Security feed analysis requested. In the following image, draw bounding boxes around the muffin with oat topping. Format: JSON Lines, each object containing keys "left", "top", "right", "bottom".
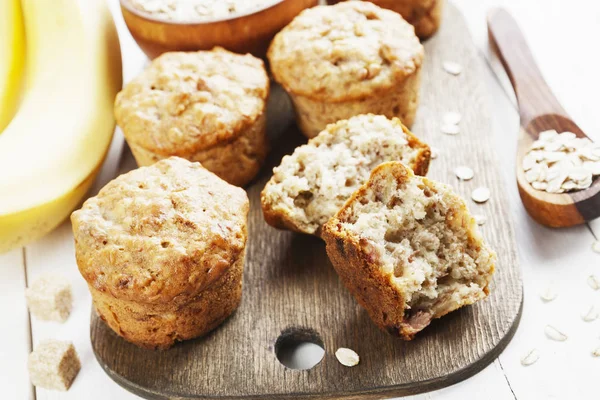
{"left": 71, "top": 157, "right": 249, "bottom": 349}
{"left": 327, "top": 0, "right": 444, "bottom": 39}
{"left": 268, "top": 1, "right": 424, "bottom": 138}
{"left": 114, "top": 47, "right": 269, "bottom": 187}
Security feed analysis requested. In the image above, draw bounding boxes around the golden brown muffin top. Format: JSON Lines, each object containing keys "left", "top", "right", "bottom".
{"left": 114, "top": 47, "right": 269, "bottom": 155}
{"left": 71, "top": 157, "right": 249, "bottom": 304}
{"left": 268, "top": 2, "right": 424, "bottom": 101}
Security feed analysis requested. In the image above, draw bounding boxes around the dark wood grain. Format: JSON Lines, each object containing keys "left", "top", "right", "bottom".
{"left": 120, "top": 0, "right": 318, "bottom": 59}
{"left": 488, "top": 8, "right": 600, "bottom": 227}
{"left": 92, "top": 4, "right": 523, "bottom": 399}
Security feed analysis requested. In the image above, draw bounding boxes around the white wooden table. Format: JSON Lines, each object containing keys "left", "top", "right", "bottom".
{"left": 2, "top": 0, "right": 599, "bottom": 399}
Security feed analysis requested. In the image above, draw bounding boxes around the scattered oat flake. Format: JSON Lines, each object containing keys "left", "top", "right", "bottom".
{"left": 443, "top": 111, "right": 461, "bottom": 125}
{"left": 443, "top": 61, "right": 462, "bottom": 75}
{"left": 539, "top": 286, "right": 558, "bottom": 302}
{"left": 335, "top": 348, "right": 360, "bottom": 367}
{"left": 544, "top": 325, "right": 567, "bottom": 341}
{"left": 441, "top": 124, "right": 460, "bottom": 135}
{"left": 454, "top": 166, "right": 474, "bottom": 181}
{"left": 593, "top": 347, "right": 600, "bottom": 357}
{"left": 471, "top": 187, "right": 490, "bottom": 203}
{"left": 430, "top": 147, "right": 439, "bottom": 159}
{"left": 588, "top": 275, "right": 600, "bottom": 291}
{"left": 593, "top": 241, "right": 600, "bottom": 254}
{"left": 582, "top": 306, "right": 599, "bottom": 322}
{"left": 474, "top": 214, "right": 487, "bottom": 226}
{"left": 520, "top": 349, "right": 540, "bottom": 366}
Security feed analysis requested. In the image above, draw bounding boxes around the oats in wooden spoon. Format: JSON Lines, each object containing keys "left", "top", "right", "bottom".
{"left": 523, "top": 130, "right": 600, "bottom": 193}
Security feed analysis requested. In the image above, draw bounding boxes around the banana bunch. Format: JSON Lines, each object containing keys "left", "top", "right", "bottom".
{"left": 0, "top": 0, "right": 25, "bottom": 132}
{"left": 0, "top": 0, "right": 123, "bottom": 253}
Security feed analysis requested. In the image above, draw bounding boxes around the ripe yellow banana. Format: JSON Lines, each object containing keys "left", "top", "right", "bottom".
{"left": 0, "top": 0, "right": 123, "bottom": 253}
{"left": 0, "top": 0, "right": 26, "bottom": 132}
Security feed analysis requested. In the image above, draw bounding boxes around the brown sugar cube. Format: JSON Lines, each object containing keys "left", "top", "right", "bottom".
{"left": 28, "top": 340, "right": 81, "bottom": 391}
{"left": 25, "top": 274, "right": 72, "bottom": 322}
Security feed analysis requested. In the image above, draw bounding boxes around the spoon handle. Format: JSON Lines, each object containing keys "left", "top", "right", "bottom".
{"left": 487, "top": 8, "right": 566, "bottom": 126}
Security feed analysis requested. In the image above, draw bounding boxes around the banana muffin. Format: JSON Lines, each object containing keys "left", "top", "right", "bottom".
{"left": 323, "top": 162, "right": 495, "bottom": 339}
{"left": 327, "top": 0, "right": 444, "bottom": 39}
{"left": 71, "top": 157, "right": 249, "bottom": 349}
{"left": 268, "top": 1, "right": 424, "bottom": 138}
{"left": 261, "top": 114, "right": 430, "bottom": 236}
{"left": 114, "top": 47, "right": 269, "bottom": 187}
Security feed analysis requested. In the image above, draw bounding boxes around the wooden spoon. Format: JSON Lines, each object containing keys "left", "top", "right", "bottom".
{"left": 488, "top": 8, "right": 600, "bottom": 228}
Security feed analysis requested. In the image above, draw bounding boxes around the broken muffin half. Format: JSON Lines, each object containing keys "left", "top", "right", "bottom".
{"left": 261, "top": 114, "right": 430, "bottom": 236}
{"left": 322, "top": 161, "right": 496, "bottom": 339}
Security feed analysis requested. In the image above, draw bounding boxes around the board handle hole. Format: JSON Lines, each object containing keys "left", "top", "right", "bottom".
{"left": 275, "top": 327, "right": 325, "bottom": 370}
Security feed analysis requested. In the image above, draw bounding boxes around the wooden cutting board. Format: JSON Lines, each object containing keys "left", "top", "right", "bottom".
{"left": 91, "top": 3, "right": 523, "bottom": 398}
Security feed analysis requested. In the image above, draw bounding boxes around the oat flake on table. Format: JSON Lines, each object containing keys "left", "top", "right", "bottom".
{"left": 587, "top": 275, "right": 600, "bottom": 291}
{"left": 544, "top": 325, "right": 567, "bottom": 341}
{"left": 441, "top": 123, "right": 460, "bottom": 135}
{"left": 471, "top": 187, "right": 490, "bottom": 203}
{"left": 582, "top": 306, "right": 599, "bottom": 322}
{"left": 335, "top": 348, "right": 360, "bottom": 367}
{"left": 454, "top": 166, "right": 474, "bottom": 181}
{"left": 473, "top": 214, "right": 487, "bottom": 226}
{"left": 442, "top": 61, "right": 462, "bottom": 76}
{"left": 520, "top": 349, "right": 540, "bottom": 366}
{"left": 443, "top": 111, "right": 462, "bottom": 125}
{"left": 539, "top": 286, "right": 558, "bottom": 302}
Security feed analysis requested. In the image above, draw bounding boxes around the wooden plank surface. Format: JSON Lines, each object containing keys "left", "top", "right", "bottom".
{"left": 0, "top": 249, "right": 34, "bottom": 400}
{"left": 91, "top": 4, "right": 523, "bottom": 398}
